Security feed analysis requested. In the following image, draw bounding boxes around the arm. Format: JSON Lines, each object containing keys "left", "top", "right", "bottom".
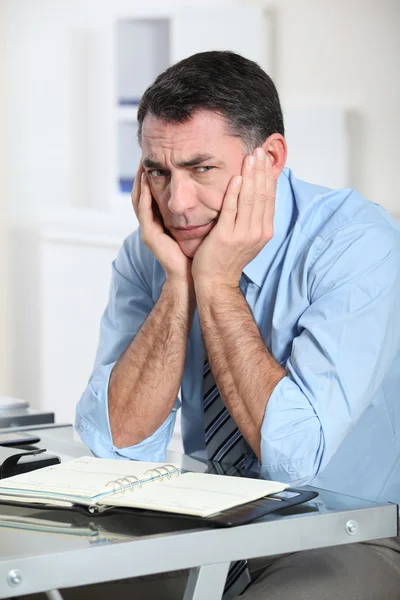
{"left": 257, "top": 223, "right": 400, "bottom": 484}
{"left": 193, "top": 145, "right": 284, "bottom": 458}
{"left": 193, "top": 140, "right": 400, "bottom": 482}
{"left": 77, "top": 169, "right": 194, "bottom": 457}
{"left": 197, "top": 222, "right": 400, "bottom": 481}
{"left": 75, "top": 233, "right": 186, "bottom": 459}
{"left": 195, "top": 282, "right": 284, "bottom": 459}
{"left": 109, "top": 278, "right": 195, "bottom": 448}
{"left": 109, "top": 170, "right": 194, "bottom": 447}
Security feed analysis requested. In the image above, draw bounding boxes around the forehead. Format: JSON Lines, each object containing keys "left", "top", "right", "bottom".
{"left": 141, "top": 110, "right": 244, "bottom": 159}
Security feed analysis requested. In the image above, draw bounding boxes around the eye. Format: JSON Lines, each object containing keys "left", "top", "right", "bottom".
{"left": 147, "top": 169, "right": 168, "bottom": 179}
{"left": 195, "top": 166, "right": 215, "bottom": 173}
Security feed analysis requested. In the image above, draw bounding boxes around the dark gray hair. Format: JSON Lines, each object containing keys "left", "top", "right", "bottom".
{"left": 137, "top": 50, "right": 284, "bottom": 152}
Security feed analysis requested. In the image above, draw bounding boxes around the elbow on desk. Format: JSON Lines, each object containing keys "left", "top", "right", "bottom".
{"left": 259, "top": 422, "right": 324, "bottom": 486}
{"left": 109, "top": 422, "right": 142, "bottom": 449}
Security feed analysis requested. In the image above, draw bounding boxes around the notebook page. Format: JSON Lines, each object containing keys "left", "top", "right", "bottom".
{"left": 98, "top": 472, "right": 289, "bottom": 517}
{"left": 0, "top": 456, "right": 180, "bottom": 502}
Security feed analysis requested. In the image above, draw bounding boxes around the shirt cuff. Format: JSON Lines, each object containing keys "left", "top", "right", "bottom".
{"left": 75, "top": 362, "right": 177, "bottom": 462}
{"left": 259, "top": 376, "right": 323, "bottom": 485}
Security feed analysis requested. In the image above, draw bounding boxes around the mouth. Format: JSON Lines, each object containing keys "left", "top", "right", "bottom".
{"left": 170, "top": 221, "right": 214, "bottom": 240}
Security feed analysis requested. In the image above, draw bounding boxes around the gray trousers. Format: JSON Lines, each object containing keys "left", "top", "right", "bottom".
{"left": 20, "top": 529, "right": 400, "bottom": 600}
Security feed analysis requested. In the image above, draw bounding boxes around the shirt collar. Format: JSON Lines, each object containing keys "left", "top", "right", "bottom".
{"left": 242, "top": 168, "right": 294, "bottom": 288}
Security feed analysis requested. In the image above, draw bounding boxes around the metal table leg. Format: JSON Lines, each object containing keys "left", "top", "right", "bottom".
{"left": 45, "top": 592, "right": 64, "bottom": 600}
{"left": 183, "top": 563, "right": 230, "bottom": 600}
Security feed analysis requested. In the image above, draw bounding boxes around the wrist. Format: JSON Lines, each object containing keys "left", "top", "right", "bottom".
{"left": 194, "top": 278, "right": 240, "bottom": 297}
{"left": 194, "top": 280, "right": 241, "bottom": 316}
{"left": 163, "top": 277, "right": 196, "bottom": 310}
{"left": 165, "top": 261, "right": 193, "bottom": 286}
{"left": 164, "top": 275, "right": 193, "bottom": 292}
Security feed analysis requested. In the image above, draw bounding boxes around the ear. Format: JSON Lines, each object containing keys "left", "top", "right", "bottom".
{"left": 261, "top": 134, "right": 287, "bottom": 180}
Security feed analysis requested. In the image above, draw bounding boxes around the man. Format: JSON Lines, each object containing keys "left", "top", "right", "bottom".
{"left": 76, "top": 51, "right": 400, "bottom": 598}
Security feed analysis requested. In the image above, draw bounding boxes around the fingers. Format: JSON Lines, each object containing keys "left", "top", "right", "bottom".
{"left": 236, "top": 154, "right": 256, "bottom": 231}
{"left": 219, "top": 148, "right": 270, "bottom": 228}
{"left": 261, "top": 152, "right": 276, "bottom": 238}
{"left": 250, "top": 148, "right": 273, "bottom": 233}
{"left": 236, "top": 148, "right": 275, "bottom": 242}
{"left": 131, "top": 163, "right": 145, "bottom": 218}
{"left": 218, "top": 175, "right": 242, "bottom": 231}
{"left": 137, "top": 172, "right": 155, "bottom": 231}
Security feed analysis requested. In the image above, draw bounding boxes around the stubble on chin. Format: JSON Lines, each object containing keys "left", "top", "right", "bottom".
{"left": 178, "top": 237, "right": 207, "bottom": 259}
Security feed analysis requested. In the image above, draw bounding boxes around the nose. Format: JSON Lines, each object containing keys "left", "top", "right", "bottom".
{"left": 167, "top": 175, "right": 197, "bottom": 215}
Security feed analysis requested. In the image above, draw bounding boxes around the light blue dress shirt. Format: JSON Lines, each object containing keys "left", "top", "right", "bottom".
{"left": 76, "top": 168, "right": 400, "bottom": 506}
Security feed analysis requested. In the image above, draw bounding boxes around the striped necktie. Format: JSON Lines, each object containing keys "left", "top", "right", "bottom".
{"left": 203, "top": 359, "right": 252, "bottom": 597}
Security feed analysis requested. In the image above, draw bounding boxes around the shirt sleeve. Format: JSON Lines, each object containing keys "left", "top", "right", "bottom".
{"left": 260, "top": 223, "right": 400, "bottom": 485}
{"left": 75, "top": 229, "right": 180, "bottom": 461}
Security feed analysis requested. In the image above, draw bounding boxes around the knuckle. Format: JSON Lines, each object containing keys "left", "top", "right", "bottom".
{"left": 236, "top": 234, "right": 247, "bottom": 247}
{"left": 225, "top": 207, "right": 238, "bottom": 216}
{"left": 220, "top": 233, "right": 231, "bottom": 245}
{"left": 256, "top": 190, "right": 268, "bottom": 202}
{"left": 264, "top": 227, "right": 274, "bottom": 241}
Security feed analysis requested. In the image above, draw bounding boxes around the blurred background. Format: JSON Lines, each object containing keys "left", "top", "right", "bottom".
{"left": 0, "top": 0, "right": 399, "bottom": 440}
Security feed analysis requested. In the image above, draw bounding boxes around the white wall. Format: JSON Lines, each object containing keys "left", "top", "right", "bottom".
{"left": 0, "top": 3, "right": 13, "bottom": 395}
{"left": 264, "top": 0, "right": 400, "bottom": 217}
{"left": 3, "top": 0, "right": 115, "bottom": 220}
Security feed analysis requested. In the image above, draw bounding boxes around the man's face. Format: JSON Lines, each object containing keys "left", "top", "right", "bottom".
{"left": 141, "top": 110, "right": 247, "bottom": 258}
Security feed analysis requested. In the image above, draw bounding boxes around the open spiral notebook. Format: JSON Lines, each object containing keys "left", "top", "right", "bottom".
{"left": 0, "top": 456, "right": 318, "bottom": 526}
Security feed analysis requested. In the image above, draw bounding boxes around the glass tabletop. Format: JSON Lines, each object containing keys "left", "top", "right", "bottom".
{"left": 0, "top": 424, "right": 395, "bottom": 561}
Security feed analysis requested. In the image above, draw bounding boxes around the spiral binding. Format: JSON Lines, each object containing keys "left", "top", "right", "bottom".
{"left": 103, "top": 464, "right": 180, "bottom": 496}
{"left": 105, "top": 475, "right": 142, "bottom": 495}
{"left": 143, "top": 464, "right": 180, "bottom": 482}
{"left": 88, "top": 464, "right": 180, "bottom": 514}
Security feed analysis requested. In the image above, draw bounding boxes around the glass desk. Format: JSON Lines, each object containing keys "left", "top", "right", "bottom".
{"left": 0, "top": 424, "right": 397, "bottom": 600}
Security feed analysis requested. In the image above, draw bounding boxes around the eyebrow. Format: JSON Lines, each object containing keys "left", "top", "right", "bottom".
{"left": 142, "top": 154, "right": 218, "bottom": 169}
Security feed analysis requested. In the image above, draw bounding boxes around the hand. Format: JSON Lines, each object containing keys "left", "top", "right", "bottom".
{"left": 131, "top": 164, "right": 192, "bottom": 285}
{"left": 191, "top": 147, "right": 276, "bottom": 288}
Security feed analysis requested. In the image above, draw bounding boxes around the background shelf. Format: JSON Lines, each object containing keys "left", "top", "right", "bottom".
{"left": 116, "top": 19, "right": 170, "bottom": 104}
